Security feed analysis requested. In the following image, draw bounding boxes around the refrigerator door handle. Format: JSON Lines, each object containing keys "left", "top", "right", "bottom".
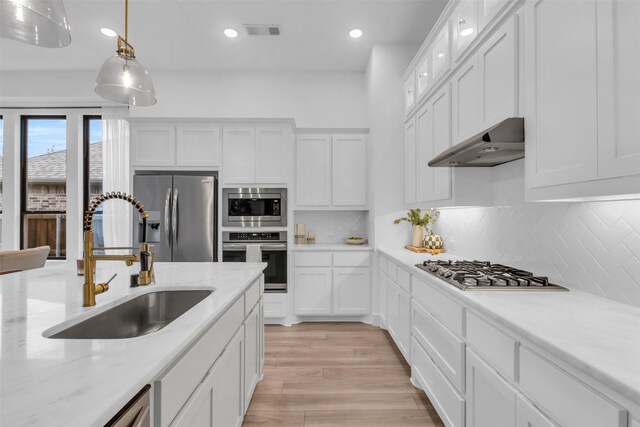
{"left": 172, "top": 188, "right": 179, "bottom": 248}
{"left": 164, "top": 188, "right": 172, "bottom": 247}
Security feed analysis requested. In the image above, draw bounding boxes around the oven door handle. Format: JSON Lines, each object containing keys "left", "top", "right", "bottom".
{"left": 260, "top": 244, "right": 287, "bottom": 251}
{"left": 222, "top": 243, "right": 248, "bottom": 251}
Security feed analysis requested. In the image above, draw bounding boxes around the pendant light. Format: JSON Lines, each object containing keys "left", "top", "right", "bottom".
{"left": 94, "top": 0, "right": 156, "bottom": 106}
{"left": 0, "top": 0, "right": 71, "bottom": 48}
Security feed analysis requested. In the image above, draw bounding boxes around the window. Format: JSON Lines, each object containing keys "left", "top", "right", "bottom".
{"left": 84, "top": 116, "right": 104, "bottom": 250}
{"left": 21, "top": 116, "right": 67, "bottom": 259}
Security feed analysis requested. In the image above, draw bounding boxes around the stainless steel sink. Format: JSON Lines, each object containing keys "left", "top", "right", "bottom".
{"left": 48, "top": 290, "right": 213, "bottom": 339}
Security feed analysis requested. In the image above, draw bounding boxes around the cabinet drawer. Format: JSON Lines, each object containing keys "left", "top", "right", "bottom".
{"left": 263, "top": 293, "right": 288, "bottom": 318}
{"left": 466, "top": 310, "right": 518, "bottom": 380}
{"left": 412, "top": 300, "right": 465, "bottom": 393}
{"left": 379, "top": 254, "right": 388, "bottom": 274}
{"left": 333, "top": 252, "right": 371, "bottom": 267}
{"left": 396, "top": 267, "right": 411, "bottom": 293}
{"left": 387, "top": 260, "right": 398, "bottom": 282}
{"left": 519, "top": 347, "right": 626, "bottom": 427}
{"left": 294, "top": 252, "right": 332, "bottom": 267}
{"left": 412, "top": 338, "right": 465, "bottom": 427}
{"left": 245, "top": 279, "right": 260, "bottom": 315}
{"left": 412, "top": 276, "right": 464, "bottom": 337}
{"left": 156, "top": 297, "right": 245, "bottom": 427}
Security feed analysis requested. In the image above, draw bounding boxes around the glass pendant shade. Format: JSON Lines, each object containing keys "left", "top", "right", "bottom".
{"left": 0, "top": 0, "right": 71, "bottom": 47}
{"left": 95, "top": 53, "right": 157, "bottom": 106}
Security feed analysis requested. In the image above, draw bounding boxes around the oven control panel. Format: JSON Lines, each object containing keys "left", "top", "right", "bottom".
{"left": 225, "top": 231, "right": 287, "bottom": 242}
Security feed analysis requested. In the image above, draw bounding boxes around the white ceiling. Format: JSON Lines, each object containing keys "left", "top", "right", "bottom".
{"left": 0, "top": 0, "right": 448, "bottom": 72}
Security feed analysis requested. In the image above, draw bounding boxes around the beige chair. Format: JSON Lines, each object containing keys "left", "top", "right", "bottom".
{"left": 0, "top": 246, "right": 50, "bottom": 274}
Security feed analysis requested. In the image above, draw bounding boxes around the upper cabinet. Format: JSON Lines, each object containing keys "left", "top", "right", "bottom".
{"left": 296, "top": 134, "right": 367, "bottom": 208}
{"left": 478, "top": 0, "right": 510, "bottom": 33}
{"left": 451, "top": 0, "right": 478, "bottom": 62}
{"left": 596, "top": 0, "right": 640, "bottom": 179}
{"left": 404, "top": 75, "right": 416, "bottom": 113}
{"left": 524, "top": 0, "right": 639, "bottom": 199}
{"left": 222, "top": 124, "right": 292, "bottom": 185}
{"left": 404, "top": 118, "right": 417, "bottom": 205}
{"left": 430, "top": 23, "right": 451, "bottom": 86}
{"left": 131, "top": 122, "right": 220, "bottom": 168}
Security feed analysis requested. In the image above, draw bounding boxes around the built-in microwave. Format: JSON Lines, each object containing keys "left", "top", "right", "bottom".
{"left": 222, "top": 188, "right": 287, "bottom": 227}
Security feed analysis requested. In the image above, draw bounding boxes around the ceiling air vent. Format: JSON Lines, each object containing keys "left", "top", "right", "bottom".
{"left": 244, "top": 24, "right": 281, "bottom": 36}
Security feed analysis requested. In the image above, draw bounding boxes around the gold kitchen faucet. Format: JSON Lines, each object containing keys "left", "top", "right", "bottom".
{"left": 82, "top": 192, "right": 155, "bottom": 307}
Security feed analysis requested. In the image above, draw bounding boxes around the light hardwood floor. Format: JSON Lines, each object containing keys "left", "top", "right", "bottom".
{"left": 243, "top": 322, "right": 445, "bottom": 427}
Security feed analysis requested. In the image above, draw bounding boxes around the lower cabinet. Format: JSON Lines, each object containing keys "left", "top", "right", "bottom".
{"left": 171, "top": 328, "right": 244, "bottom": 427}
{"left": 466, "top": 348, "right": 517, "bottom": 427}
{"left": 516, "top": 394, "right": 558, "bottom": 427}
{"left": 294, "top": 268, "right": 333, "bottom": 315}
{"left": 333, "top": 267, "right": 371, "bottom": 315}
{"left": 155, "top": 279, "right": 264, "bottom": 427}
{"left": 293, "top": 251, "right": 372, "bottom": 317}
{"left": 386, "top": 279, "right": 411, "bottom": 360}
{"left": 244, "top": 303, "right": 261, "bottom": 412}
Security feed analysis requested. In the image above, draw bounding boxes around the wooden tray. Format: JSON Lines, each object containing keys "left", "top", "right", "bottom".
{"left": 405, "top": 245, "right": 445, "bottom": 255}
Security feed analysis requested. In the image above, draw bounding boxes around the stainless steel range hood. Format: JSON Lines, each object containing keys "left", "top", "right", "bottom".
{"left": 428, "top": 117, "right": 524, "bottom": 167}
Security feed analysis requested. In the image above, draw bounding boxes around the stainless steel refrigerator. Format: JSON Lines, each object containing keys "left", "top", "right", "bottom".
{"left": 133, "top": 173, "right": 217, "bottom": 262}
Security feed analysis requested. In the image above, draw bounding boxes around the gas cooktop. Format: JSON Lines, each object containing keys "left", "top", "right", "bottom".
{"left": 416, "top": 260, "right": 568, "bottom": 291}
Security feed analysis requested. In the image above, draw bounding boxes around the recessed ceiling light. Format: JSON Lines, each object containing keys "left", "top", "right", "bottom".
{"left": 100, "top": 27, "right": 117, "bottom": 37}
{"left": 224, "top": 28, "right": 239, "bottom": 38}
{"left": 349, "top": 29, "right": 363, "bottom": 39}
{"left": 437, "top": 52, "right": 444, "bottom": 58}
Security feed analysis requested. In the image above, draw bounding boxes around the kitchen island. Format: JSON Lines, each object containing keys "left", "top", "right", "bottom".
{"left": 0, "top": 261, "right": 266, "bottom": 427}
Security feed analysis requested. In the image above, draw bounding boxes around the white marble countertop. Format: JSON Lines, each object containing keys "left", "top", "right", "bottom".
{"left": 0, "top": 261, "right": 265, "bottom": 427}
{"left": 291, "top": 243, "right": 373, "bottom": 251}
{"left": 379, "top": 247, "right": 640, "bottom": 405}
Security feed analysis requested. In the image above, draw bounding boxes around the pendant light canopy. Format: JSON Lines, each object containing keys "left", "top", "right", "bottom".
{"left": 94, "top": 0, "right": 156, "bottom": 106}
{"left": 0, "top": 0, "right": 71, "bottom": 48}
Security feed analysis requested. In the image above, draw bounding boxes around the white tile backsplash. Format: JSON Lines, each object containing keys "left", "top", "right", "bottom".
{"left": 294, "top": 211, "right": 368, "bottom": 243}
{"left": 432, "top": 160, "right": 640, "bottom": 307}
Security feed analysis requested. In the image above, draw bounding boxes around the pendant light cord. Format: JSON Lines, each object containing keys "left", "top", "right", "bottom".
{"left": 125, "top": 0, "right": 129, "bottom": 44}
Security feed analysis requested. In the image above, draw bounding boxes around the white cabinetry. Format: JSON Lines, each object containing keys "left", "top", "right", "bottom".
{"left": 596, "top": 0, "right": 640, "bottom": 179}
{"left": 524, "top": 0, "right": 640, "bottom": 199}
{"left": 404, "top": 119, "right": 417, "bottom": 204}
{"left": 524, "top": 0, "right": 598, "bottom": 188}
{"left": 478, "top": 14, "right": 518, "bottom": 129}
{"left": 405, "top": 75, "right": 416, "bottom": 112}
{"left": 176, "top": 124, "right": 222, "bottom": 167}
{"left": 296, "top": 135, "right": 332, "bottom": 206}
{"left": 477, "top": 0, "right": 510, "bottom": 33}
{"left": 131, "top": 122, "right": 222, "bottom": 168}
{"left": 293, "top": 267, "right": 332, "bottom": 315}
{"left": 451, "top": 0, "right": 478, "bottom": 62}
{"left": 451, "top": 56, "right": 479, "bottom": 144}
{"left": 332, "top": 135, "right": 367, "bottom": 206}
{"left": 131, "top": 123, "right": 176, "bottom": 167}
{"left": 156, "top": 279, "right": 263, "bottom": 427}
{"left": 295, "top": 134, "right": 367, "bottom": 208}
{"left": 222, "top": 125, "right": 291, "bottom": 185}
{"left": 466, "top": 348, "right": 517, "bottom": 427}
{"left": 516, "top": 394, "right": 558, "bottom": 427}
{"left": 417, "top": 85, "right": 452, "bottom": 203}
{"left": 333, "top": 267, "right": 371, "bottom": 315}
{"left": 382, "top": 259, "right": 411, "bottom": 361}
{"left": 293, "top": 251, "right": 371, "bottom": 317}
{"left": 243, "top": 304, "right": 261, "bottom": 412}
{"left": 430, "top": 23, "right": 451, "bottom": 86}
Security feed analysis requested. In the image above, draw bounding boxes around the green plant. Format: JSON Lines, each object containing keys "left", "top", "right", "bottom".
{"left": 394, "top": 208, "right": 440, "bottom": 228}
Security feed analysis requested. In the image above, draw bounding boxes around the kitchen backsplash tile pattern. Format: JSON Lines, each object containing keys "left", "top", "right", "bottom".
{"left": 433, "top": 160, "right": 640, "bottom": 307}
{"left": 294, "top": 211, "right": 368, "bottom": 243}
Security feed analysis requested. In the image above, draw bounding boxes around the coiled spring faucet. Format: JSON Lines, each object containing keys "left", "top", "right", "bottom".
{"left": 83, "top": 192, "right": 154, "bottom": 307}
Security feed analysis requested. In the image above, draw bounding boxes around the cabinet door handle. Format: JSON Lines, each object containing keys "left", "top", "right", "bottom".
{"left": 132, "top": 405, "right": 150, "bottom": 427}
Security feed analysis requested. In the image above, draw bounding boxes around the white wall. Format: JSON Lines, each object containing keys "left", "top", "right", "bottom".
{"left": 0, "top": 70, "right": 367, "bottom": 128}
{"left": 293, "top": 211, "right": 368, "bottom": 244}
{"left": 365, "top": 45, "right": 418, "bottom": 248}
{"left": 431, "top": 160, "right": 640, "bottom": 308}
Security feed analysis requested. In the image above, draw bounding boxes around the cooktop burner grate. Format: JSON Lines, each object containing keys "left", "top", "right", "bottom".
{"left": 415, "top": 260, "right": 568, "bottom": 291}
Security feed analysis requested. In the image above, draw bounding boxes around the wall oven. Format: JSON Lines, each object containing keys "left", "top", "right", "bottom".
{"left": 222, "top": 231, "right": 287, "bottom": 293}
{"left": 222, "top": 188, "right": 287, "bottom": 227}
